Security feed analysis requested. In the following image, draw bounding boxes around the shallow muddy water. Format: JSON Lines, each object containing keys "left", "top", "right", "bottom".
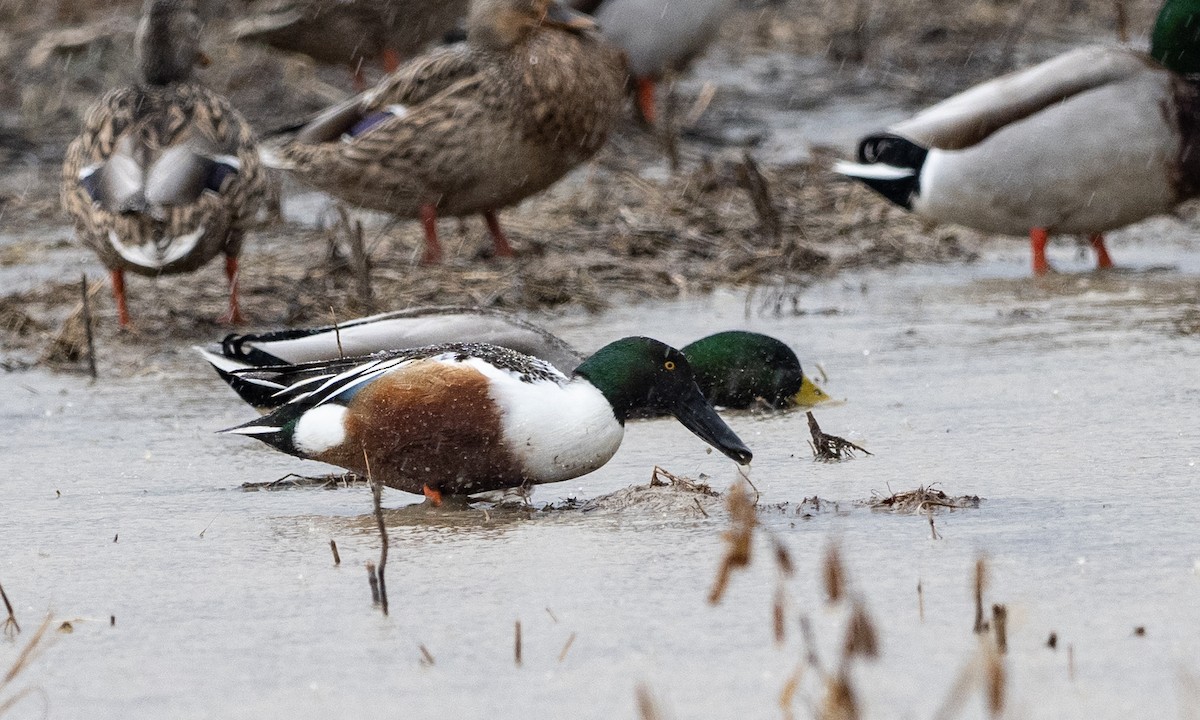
{"left": 2, "top": 226, "right": 1199, "bottom": 719}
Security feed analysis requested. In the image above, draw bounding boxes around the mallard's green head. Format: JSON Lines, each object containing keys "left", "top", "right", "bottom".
{"left": 681, "top": 331, "right": 830, "bottom": 410}
{"left": 575, "top": 336, "right": 752, "bottom": 464}
{"left": 136, "top": 0, "right": 204, "bottom": 86}
{"left": 1152, "top": 0, "right": 1200, "bottom": 75}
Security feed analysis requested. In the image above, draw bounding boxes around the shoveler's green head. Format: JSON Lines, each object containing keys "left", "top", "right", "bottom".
{"left": 681, "top": 331, "right": 830, "bottom": 410}
{"left": 1152, "top": 0, "right": 1200, "bottom": 75}
{"left": 575, "top": 336, "right": 753, "bottom": 464}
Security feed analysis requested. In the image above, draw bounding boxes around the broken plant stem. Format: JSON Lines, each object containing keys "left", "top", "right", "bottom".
{"left": 364, "top": 446, "right": 389, "bottom": 616}
{"left": 0, "top": 582, "right": 17, "bottom": 636}
{"left": 80, "top": 273, "right": 96, "bottom": 379}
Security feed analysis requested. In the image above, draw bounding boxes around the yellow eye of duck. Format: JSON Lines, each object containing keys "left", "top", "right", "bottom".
{"left": 664, "top": 361, "right": 676, "bottom": 371}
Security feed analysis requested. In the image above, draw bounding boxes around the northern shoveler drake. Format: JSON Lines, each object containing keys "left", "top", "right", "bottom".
{"left": 221, "top": 337, "right": 753, "bottom": 501}
{"left": 571, "top": 0, "right": 736, "bottom": 124}
{"left": 834, "top": 0, "right": 1200, "bottom": 275}
{"left": 196, "top": 306, "right": 830, "bottom": 412}
{"left": 230, "top": 0, "right": 470, "bottom": 90}
{"left": 61, "top": 0, "right": 269, "bottom": 328}
{"left": 260, "top": 0, "right": 626, "bottom": 264}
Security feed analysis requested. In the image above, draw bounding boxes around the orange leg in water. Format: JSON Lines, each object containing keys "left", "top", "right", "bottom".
{"left": 1089, "top": 232, "right": 1115, "bottom": 270}
{"left": 1030, "top": 227, "right": 1052, "bottom": 276}
{"left": 635, "top": 76, "right": 657, "bottom": 125}
{"left": 419, "top": 203, "right": 443, "bottom": 265}
{"left": 219, "top": 254, "right": 245, "bottom": 325}
{"left": 111, "top": 269, "right": 131, "bottom": 328}
{"left": 483, "top": 210, "right": 515, "bottom": 258}
{"left": 422, "top": 484, "right": 443, "bottom": 506}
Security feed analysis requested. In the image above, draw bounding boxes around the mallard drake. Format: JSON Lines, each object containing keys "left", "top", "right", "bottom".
{"left": 229, "top": 0, "right": 470, "bottom": 89}
{"left": 571, "top": 0, "right": 736, "bottom": 123}
{"left": 61, "top": 0, "right": 268, "bottom": 327}
{"left": 835, "top": 0, "right": 1200, "bottom": 275}
{"left": 196, "top": 306, "right": 830, "bottom": 411}
{"left": 261, "top": 0, "right": 626, "bottom": 264}
{"left": 222, "top": 337, "right": 752, "bottom": 501}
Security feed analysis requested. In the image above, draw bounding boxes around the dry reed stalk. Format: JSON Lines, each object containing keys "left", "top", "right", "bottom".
{"left": 557, "top": 632, "right": 576, "bottom": 663}
{"left": 514, "top": 620, "right": 522, "bottom": 667}
{"left": 773, "top": 586, "right": 786, "bottom": 646}
{"left": 1, "top": 614, "right": 52, "bottom": 690}
{"left": 79, "top": 273, "right": 96, "bottom": 379}
{"left": 823, "top": 544, "right": 845, "bottom": 604}
{"left": 820, "top": 671, "right": 859, "bottom": 720}
{"left": 992, "top": 604, "right": 1007, "bottom": 653}
{"left": 635, "top": 684, "right": 662, "bottom": 720}
{"left": 418, "top": 644, "right": 435, "bottom": 666}
{"left": 843, "top": 600, "right": 879, "bottom": 660}
{"left": 329, "top": 307, "right": 343, "bottom": 359}
{"left": 973, "top": 558, "right": 988, "bottom": 634}
{"left": 707, "top": 479, "right": 756, "bottom": 604}
{"left": 736, "top": 152, "right": 783, "bottom": 248}
{"left": 0, "top": 583, "right": 17, "bottom": 637}
{"left": 364, "top": 447, "right": 389, "bottom": 616}
{"left": 984, "top": 643, "right": 1006, "bottom": 718}
{"left": 366, "top": 562, "right": 379, "bottom": 605}
{"left": 778, "top": 663, "right": 805, "bottom": 720}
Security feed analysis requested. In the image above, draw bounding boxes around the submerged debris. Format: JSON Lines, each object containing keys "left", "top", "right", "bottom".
{"left": 240, "top": 472, "right": 367, "bottom": 491}
{"left": 555, "top": 466, "right": 720, "bottom": 516}
{"left": 807, "top": 412, "right": 871, "bottom": 461}
{"left": 868, "top": 486, "right": 980, "bottom": 513}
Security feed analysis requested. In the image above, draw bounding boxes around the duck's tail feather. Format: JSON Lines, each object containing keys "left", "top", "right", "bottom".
{"left": 195, "top": 345, "right": 289, "bottom": 412}
{"left": 834, "top": 133, "right": 927, "bottom": 210}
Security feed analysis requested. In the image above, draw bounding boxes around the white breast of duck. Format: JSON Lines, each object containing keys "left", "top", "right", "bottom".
{"left": 466, "top": 357, "right": 626, "bottom": 483}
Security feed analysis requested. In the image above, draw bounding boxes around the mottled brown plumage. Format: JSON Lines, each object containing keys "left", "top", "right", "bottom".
{"left": 61, "top": 0, "right": 268, "bottom": 326}
{"left": 265, "top": 0, "right": 627, "bottom": 263}
{"left": 231, "top": 0, "right": 470, "bottom": 83}
{"left": 313, "top": 362, "right": 526, "bottom": 495}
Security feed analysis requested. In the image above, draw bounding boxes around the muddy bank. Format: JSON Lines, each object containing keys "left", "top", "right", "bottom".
{"left": 0, "top": 0, "right": 1180, "bottom": 372}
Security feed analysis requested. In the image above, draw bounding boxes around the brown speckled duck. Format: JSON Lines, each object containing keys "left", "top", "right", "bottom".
{"left": 62, "top": 0, "right": 268, "bottom": 327}
{"left": 230, "top": 0, "right": 470, "bottom": 89}
{"left": 262, "top": 0, "right": 626, "bottom": 264}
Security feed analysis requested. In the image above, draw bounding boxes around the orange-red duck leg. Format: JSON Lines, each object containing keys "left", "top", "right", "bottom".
{"left": 382, "top": 49, "right": 402, "bottom": 74}
{"left": 422, "top": 484, "right": 443, "bottom": 506}
{"left": 1030, "top": 228, "right": 1051, "bottom": 276}
{"left": 635, "top": 76, "right": 657, "bottom": 125}
{"left": 218, "top": 254, "right": 246, "bottom": 325}
{"left": 419, "top": 203, "right": 443, "bottom": 265}
{"left": 483, "top": 210, "right": 515, "bottom": 257}
{"left": 111, "top": 269, "right": 131, "bottom": 328}
{"left": 1089, "top": 233, "right": 1115, "bottom": 270}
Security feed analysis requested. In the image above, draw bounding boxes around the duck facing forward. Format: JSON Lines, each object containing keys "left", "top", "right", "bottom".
{"left": 62, "top": 0, "right": 268, "bottom": 327}
{"left": 262, "top": 0, "right": 626, "bottom": 264}
{"left": 835, "top": 0, "right": 1200, "bottom": 275}
{"left": 222, "top": 337, "right": 752, "bottom": 502}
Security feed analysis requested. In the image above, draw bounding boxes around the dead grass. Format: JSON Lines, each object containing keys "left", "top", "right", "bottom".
{"left": 867, "top": 485, "right": 982, "bottom": 513}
